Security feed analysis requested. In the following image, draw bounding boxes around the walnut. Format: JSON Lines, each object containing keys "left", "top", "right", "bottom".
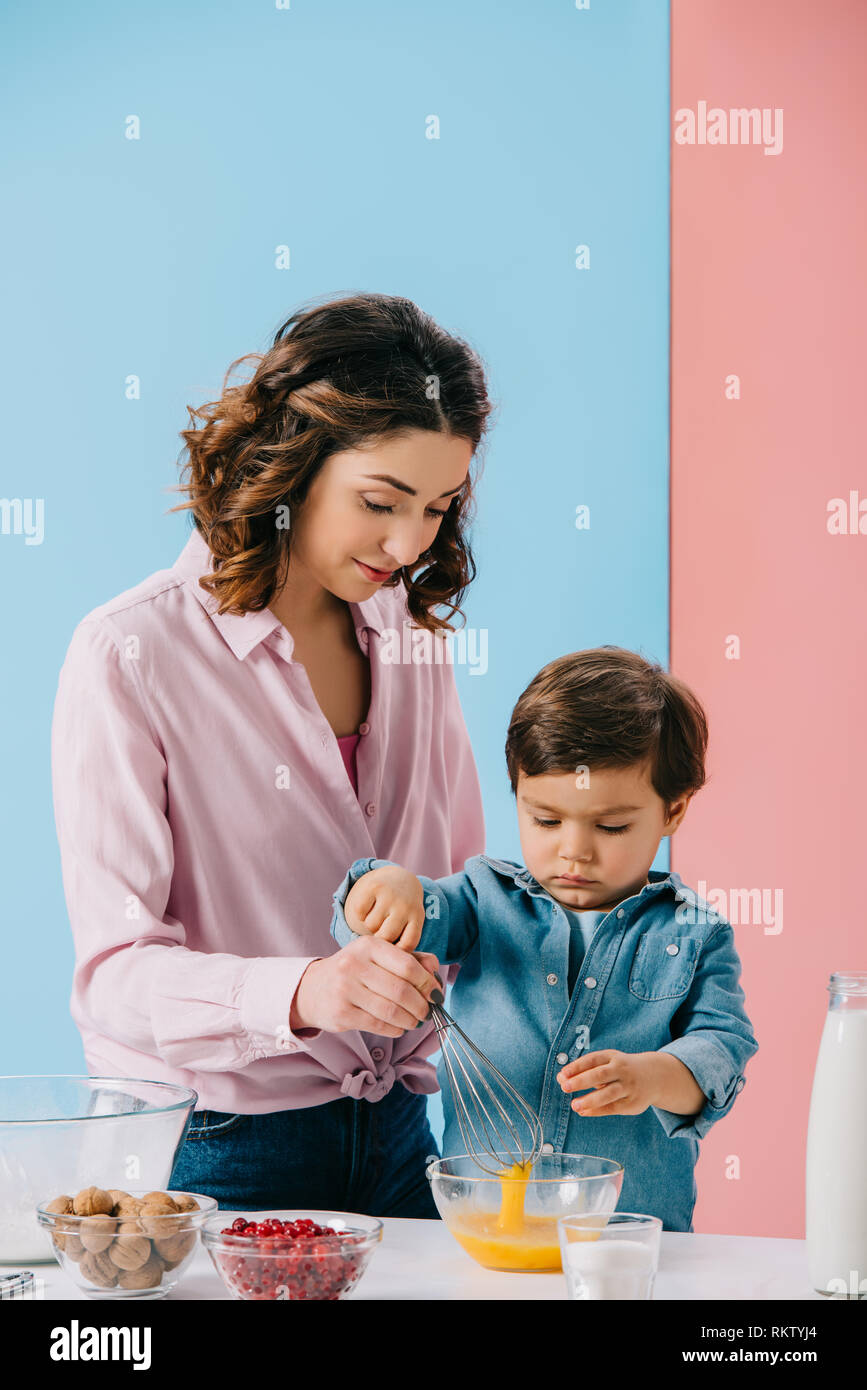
{"left": 141, "top": 1191, "right": 179, "bottom": 1209}
{"left": 170, "top": 1193, "right": 199, "bottom": 1213}
{"left": 45, "top": 1194, "right": 74, "bottom": 1216}
{"left": 72, "top": 1186, "right": 114, "bottom": 1216}
{"left": 139, "top": 1200, "right": 181, "bottom": 1237}
{"left": 79, "top": 1248, "right": 119, "bottom": 1288}
{"left": 63, "top": 1235, "right": 85, "bottom": 1262}
{"left": 79, "top": 1215, "right": 117, "bottom": 1253}
{"left": 109, "top": 1227, "right": 153, "bottom": 1271}
{"left": 154, "top": 1230, "right": 195, "bottom": 1264}
{"left": 44, "top": 1195, "right": 74, "bottom": 1250}
{"left": 116, "top": 1256, "right": 163, "bottom": 1290}
{"left": 112, "top": 1195, "right": 143, "bottom": 1220}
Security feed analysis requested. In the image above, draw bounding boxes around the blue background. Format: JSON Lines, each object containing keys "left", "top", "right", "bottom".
{"left": 0, "top": 0, "right": 670, "bottom": 1147}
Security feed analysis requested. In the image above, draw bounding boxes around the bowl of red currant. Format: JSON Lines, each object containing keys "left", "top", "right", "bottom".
{"left": 201, "top": 1211, "right": 383, "bottom": 1300}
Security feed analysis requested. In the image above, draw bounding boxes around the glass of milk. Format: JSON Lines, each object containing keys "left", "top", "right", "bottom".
{"left": 558, "top": 1212, "right": 662, "bottom": 1299}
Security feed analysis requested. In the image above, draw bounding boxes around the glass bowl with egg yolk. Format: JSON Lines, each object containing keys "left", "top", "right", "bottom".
{"left": 426, "top": 1153, "right": 625, "bottom": 1272}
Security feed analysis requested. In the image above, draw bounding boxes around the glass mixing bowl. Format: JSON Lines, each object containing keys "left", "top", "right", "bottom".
{"left": 427, "top": 1152, "right": 624, "bottom": 1272}
{"left": 36, "top": 1188, "right": 217, "bottom": 1300}
{"left": 202, "top": 1210, "right": 383, "bottom": 1300}
{"left": 0, "top": 1076, "right": 197, "bottom": 1263}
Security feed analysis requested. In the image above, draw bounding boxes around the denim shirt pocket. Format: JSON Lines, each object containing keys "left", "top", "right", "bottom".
{"left": 627, "top": 934, "right": 701, "bottom": 1001}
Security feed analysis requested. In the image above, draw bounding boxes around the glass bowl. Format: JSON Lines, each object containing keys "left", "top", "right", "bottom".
{"left": 36, "top": 1188, "right": 217, "bottom": 1299}
{"left": 202, "top": 1210, "right": 383, "bottom": 1300}
{"left": 0, "top": 1077, "right": 197, "bottom": 1264}
{"left": 427, "top": 1152, "right": 624, "bottom": 1272}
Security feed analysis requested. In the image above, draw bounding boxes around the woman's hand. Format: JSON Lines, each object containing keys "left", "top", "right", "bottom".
{"left": 290, "top": 937, "right": 441, "bottom": 1037}
{"left": 344, "top": 865, "right": 425, "bottom": 951}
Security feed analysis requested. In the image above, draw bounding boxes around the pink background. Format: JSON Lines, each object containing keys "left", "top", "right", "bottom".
{"left": 671, "top": 0, "right": 867, "bottom": 1236}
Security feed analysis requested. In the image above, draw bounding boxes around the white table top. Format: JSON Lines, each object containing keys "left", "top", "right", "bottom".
{"left": 11, "top": 1216, "right": 825, "bottom": 1301}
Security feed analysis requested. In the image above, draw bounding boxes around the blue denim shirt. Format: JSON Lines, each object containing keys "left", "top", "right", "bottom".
{"left": 330, "top": 854, "right": 759, "bottom": 1232}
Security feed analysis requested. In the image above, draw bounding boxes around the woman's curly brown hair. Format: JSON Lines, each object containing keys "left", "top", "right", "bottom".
{"left": 167, "top": 291, "right": 496, "bottom": 632}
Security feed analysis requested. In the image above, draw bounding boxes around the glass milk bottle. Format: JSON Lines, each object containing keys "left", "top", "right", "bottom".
{"left": 805, "top": 971, "right": 867, "bottom": 1299}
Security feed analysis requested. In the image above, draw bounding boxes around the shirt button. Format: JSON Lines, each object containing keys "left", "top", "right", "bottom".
{"left": 365, "top": 802, "right": 376, "bottom": 817}
{"left": 616, "top": 909, "right": 625, "bottom": 919}
{"left": 540, "top": 1142, "right": 554, "bottom": 1155}
{"left": 370, "top": 1046, "right": 385, "bottom": 1062}
{"left": 321, "top": 733, "right": 329, "bottom": 748}
{"left": 584, "top": 977, "right": 597, "bottom": 989}
{"left": 736, "top": 1077, "right": 746, "bottom": 1091}
{"left": 358, "top": 722, "right": 370, "bottom": 735}
{"left": 666, "top": 943, "right": 679, "bottom": 956}
{"left": 546, "top": 973, "right": 558, "bottom": 986}
{"left": 556, "top": 1052, "right": 568, "bottom": 1065}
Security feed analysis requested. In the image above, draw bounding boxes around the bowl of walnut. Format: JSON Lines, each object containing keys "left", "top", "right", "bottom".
{"left": 36, "top": 1187, "right": 217, "bottom": 1299}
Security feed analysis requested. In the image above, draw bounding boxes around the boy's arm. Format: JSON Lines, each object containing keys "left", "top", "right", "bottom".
{"left": 329, "top": 857, "right": 479, "bottom": 964}
{"left": 644, "top": 1053, "right": 707, "bottom": 1116}
{"left": 651, "top": 922, "right": 759, "bottom": 1140}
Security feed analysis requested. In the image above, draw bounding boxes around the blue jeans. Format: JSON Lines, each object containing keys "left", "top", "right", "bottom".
{"left": 168, "top": 1082, "right": 441, "bottom": 1218}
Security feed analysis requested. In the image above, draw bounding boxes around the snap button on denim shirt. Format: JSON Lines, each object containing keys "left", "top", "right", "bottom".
{"left": 330, "top": 855, "right": 759, "bottom": 1232}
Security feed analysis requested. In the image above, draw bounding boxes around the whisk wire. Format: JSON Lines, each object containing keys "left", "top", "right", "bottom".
{"left": 435, "top": 1014, "right": 529, "bottom": 1156}
{"left": 432, "top": 1013, "right": 522, "bottom": 1168}
{"left": 429, "top": 999, "right": 544, "bottom": 1177}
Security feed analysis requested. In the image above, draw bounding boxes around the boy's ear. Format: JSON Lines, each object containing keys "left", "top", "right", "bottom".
{"left": 663, "top": 793, "right": 692, "bottom": 833}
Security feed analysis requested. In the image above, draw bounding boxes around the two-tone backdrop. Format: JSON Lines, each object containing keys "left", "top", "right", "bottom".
{"left": 1, "top": 0, "right": 862, "bottom": 1238}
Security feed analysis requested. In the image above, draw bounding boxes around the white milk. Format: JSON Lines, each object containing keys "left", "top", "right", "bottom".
{"left": 564, "top": 1238, "right": 656, "bottom": 1300}
{"left": 806, "top": 1006, "right": 867, "bottom": 1297}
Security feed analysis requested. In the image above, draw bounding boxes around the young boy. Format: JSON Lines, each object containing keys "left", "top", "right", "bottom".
{"left": 329, "top": 647, "right": 758, "bottom": 1231}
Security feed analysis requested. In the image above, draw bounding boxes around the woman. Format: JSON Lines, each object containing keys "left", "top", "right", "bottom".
{"left": 51, "top": 292, "right": 494, "bottom": 1217}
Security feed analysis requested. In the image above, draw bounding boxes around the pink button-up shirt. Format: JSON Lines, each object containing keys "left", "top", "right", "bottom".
{"left": 51, "top": 525, "right": 486, "bottom": 1112}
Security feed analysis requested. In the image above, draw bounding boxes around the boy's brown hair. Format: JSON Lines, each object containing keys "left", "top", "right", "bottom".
{"left": 505, "top": 647, "right": 709, "bottom": 815}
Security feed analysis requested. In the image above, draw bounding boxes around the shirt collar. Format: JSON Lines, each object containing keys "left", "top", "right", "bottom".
{"left": 478, "top": 855, "right": 690, "bottom": 906}
{"left": 172, "top": 524, "right": 388, "bottom": 661}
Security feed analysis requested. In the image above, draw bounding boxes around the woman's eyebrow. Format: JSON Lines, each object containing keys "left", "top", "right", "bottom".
{"left": 360, "top": 473, "right": 464, "bottom": 498}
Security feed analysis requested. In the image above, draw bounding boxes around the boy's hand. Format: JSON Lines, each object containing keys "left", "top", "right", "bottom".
{"left": 557, "top": 1049, "right": 706, "bottom": 1118}
{"left": 344, "top": 865, "right": 425, "bottom": 951}
{"left": 556, "top": 1050, "right": 659, "bottom": 1117}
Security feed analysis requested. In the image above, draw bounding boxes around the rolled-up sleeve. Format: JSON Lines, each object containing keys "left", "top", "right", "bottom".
{"left": 330, "top": 858, "right": 384, "bottom": 948}
{"left": 51, "top": 620, "right": 321, "bottom": 1072}
{"left": 651, "top": 922, "right": 759, "bottom": 1140}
